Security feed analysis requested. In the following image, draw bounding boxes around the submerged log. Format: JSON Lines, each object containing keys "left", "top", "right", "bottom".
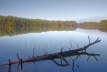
{"left": 0, "top": 38, "right": 101, "bottom": 66}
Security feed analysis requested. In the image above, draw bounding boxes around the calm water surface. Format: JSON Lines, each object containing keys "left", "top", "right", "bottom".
{"left": 0, "top": 28, "right": 107, "bottom": 72}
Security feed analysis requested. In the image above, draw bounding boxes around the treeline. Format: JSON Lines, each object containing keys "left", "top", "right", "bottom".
{"left": 0, "top": 16, "right": 77, "bottom": 36}
{"left": 0, "top": 16, "right": 77, "bottom": 26}
{"left": 78, "top": 20, "right": 107, "bottom": 31}
{"left": 79, "top": 20, "right": 107, "bottom": 25}
{"left": 0, "top": 15, "right": 107, "bottom": 36}
{"left": 100, "top": 20, "right": 107, "bottom": 25}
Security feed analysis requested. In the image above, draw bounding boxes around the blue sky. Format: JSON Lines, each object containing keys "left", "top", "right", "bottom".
{"left": 0, "top": 0, "right": 107, "bottom": 21}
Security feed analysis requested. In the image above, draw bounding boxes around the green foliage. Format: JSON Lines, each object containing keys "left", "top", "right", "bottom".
{"left": 100, "top": 20, "right": 107, "bottom": 25}
{"left": 0, "top": 15, "right": 77, "bottom": 36}
{"left": 0, "top": 16, "right": 77, "bottom": 27}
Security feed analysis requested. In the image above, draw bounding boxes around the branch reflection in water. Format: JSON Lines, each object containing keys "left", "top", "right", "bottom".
{"left": 0, "top": 37, "right": 101, "bottom": 72}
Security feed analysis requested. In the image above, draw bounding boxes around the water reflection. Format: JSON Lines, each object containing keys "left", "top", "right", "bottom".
{"left": 0, "top": 38, "right": 101, "bottom": 72}
{"left": 10, "top": 52, "right": 100, "bottom": 72}
{"left": 0, "top": 24, "right": 76, "bottom": 36}
{"left": 0, "top": 25, "right": 107, "bottom": 72}
{"left": 0, "top": 23, "right": 107, "bottom": 36}
{"left": 5, "top": 51, "right": 100, "bottom": 72}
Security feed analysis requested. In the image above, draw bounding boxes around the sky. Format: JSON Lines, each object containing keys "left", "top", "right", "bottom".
{"left": 0, "top": 0, "right": 107, "bottom": 21}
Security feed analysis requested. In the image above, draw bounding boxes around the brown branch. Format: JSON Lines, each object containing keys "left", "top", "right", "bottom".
{"left": 0, "top": 38, "right": 101, "bottom": 66}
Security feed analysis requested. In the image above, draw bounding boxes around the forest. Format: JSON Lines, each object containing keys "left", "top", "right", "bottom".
{"left": 0, "top": 16, "right": 77, "bottom": 36}
{"left": 0, "top": 15, "right": 107, "bottom": 36}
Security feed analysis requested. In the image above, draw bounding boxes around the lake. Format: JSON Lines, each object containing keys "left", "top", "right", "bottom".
{"left": 0, "top": 27, "right": 107, "bottom": 72}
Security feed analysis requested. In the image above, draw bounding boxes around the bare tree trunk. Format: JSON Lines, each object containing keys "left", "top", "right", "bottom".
{"left": 0, "top": 38, "right": 101, "bottom": 66}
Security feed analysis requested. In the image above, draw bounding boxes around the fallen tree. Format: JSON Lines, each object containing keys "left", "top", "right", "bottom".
{"left": 0, "top": 38, "right": 101, "bottom": 67}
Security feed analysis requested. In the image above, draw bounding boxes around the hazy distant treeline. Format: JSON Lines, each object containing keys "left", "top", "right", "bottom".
{"left": 78, "top": 20, "right": 107, "bottom": 30}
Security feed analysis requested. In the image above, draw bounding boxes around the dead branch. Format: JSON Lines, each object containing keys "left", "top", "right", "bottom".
{"left": 0, "top": 38, "right": 101, "bottom": 66}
